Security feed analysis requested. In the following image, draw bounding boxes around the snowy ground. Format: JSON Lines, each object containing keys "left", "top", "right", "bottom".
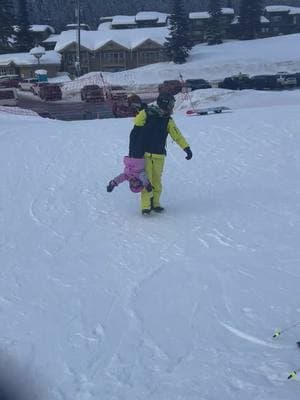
{"left": 1, "top": 33, "right": 300, "bottom": 400}
{"left": 1, "top": 85, "right": 300, "bottom": 399}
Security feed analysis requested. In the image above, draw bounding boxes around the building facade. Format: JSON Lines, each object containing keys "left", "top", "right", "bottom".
{"left": 60, "top": 40, "right": 166, "bottom": 75}
{"left": 263, "top": 6, "right": 300, "bottom": 35}
{"left": 30, "top": 25, "right": 55, "bottom": 45}
{"left": 0, "top": 51, "right": 61, "bottom": 78}
{"left": 0, "top": 61, "right": 60, "bottom": 78}
{"left": 55, "top": 28, "right": 167, "bottom": 76}
{"left": 190, "top": 8, "right": 235, "bottom": 44}
{"left": 98, "top": 12, "right": 169, "bottom": 30}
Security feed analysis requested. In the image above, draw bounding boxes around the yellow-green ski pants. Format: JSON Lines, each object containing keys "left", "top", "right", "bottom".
{"left": 141, "top": 153, "right": 165, "bottom": 210}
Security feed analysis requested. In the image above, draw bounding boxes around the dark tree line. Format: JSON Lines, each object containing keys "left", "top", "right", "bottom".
{"left": 0, "top": 0, "right": 15, "bottom": 52}
{"left": 0, "top": 0, "right": 35, "bottom": 53}
{"left": 8, "top": 0, "right": 300, "bottom": 31}
{"left": 14, "top": 0, "right": 35, "bottom": 51}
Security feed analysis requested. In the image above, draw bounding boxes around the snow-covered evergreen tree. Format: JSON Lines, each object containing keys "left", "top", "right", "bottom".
{"left": 206, "top": 0, "right": 223, "bottom": 45}
{"left": 164, "top": 0, "right": 193, "bottom": 64}
{"left": 14, "top": 0, "right": 34, "bottom": 51}
{"left": 239, "top": 0, "right": 263, "bottom": 40}
{"left": 0, "top": 0, "right": 15, "bottom": 53}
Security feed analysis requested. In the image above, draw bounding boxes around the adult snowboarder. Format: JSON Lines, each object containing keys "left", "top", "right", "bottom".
{"left": 130, "top": 92, "right": 193, "bottom": 215}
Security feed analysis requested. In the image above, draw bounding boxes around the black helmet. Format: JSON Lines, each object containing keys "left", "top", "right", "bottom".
{"left": 127, "top": 93, "right": 141, "bottom": 107}
{"left": 157, "top": 92, "right": 175, "bottom": 112}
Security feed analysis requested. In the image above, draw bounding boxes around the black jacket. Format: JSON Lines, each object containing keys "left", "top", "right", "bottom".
{"left": 129, "top": 106, "right": 170, "bottom": 157}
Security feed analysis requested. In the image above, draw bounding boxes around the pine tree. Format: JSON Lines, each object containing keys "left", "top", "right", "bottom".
{"left": 239, "top": 0, "right": 263, "bottom": 40}
{"left": 164, "top": 0, "right": 193, "bottom": 64}
{"left": 206, "top": 0, "right": 223, "bottom": 45}
{"left": 0, "top": 0, "right": 15, "bottom": 53}
{"left": 14, "top": 0, "right": 34, "bottom": 52}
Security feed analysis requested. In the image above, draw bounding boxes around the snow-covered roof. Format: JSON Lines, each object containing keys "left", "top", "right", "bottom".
{"left": 66, "top": 23, "right": 91, "bottom": 30}
{"left": 265, "top": 5, "right": 292, "bottom": 13}
{"left": 54, "top": 27, "right": 168, "bottom": 52}
{"left": 135, "top": 11, "right": 169, "bottom": 23}
{"left": 261, "top": 16, "right": 270, "bottom": 23}
{"left": 264, "top": 5, "right": 300, "bottom": 14}
{"left": 189, "top": 12, "right": 210, "bottom": 19}
{"left": 98, "top": 12, "right": 169, "bottom": 30}
{"left": 0, "top": 51, "right": 61, "bottom": 66}
{"left": 98, "top": 22, "right": 112, "bottom": 31}
{"left": 189, "top": 8, "right": 234, "bottom": 19}
{"left": 111, "top": 15, "right": 137, "bottom": 26}
{"left": 231, "top": 15, "right": 270, "bottom": 24}
{"left": 30, "top": 24, "right": 55, "bottom": 34}
{"left": 30, "top": 46, "right": 46, "bottom": 56}
{"left": 42, "top": 34, "right": 60, "bottom": 43}
{"left": 221, "top": 8, "right": 234, "bottom": 15}
{"left": 34, "top": 69, "right": 47, "bottom": 75}
{"left": 99, "top": 16, "right": 114, "bottom": 22}
{"left": 289, "top": 6, "right": 300, "bottom": 15}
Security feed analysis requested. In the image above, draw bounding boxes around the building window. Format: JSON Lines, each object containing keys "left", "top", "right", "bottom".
{"left": 66, "top": 52, "right": 76, "bottom": 65}
{"left": 0, "top": 67, "right": 15, "bottom": 75}
{"left": 65, "top": 52, "right": 88, "bottom": 65}
{"left": 139, "top": 51, "right": 160, "bottom": 64}
{"left": 193, "top": 19, "right": 205, "bottom": 26}
{"left": 192, "top": 30, "right": 205, "bottom": 36}
{"left": 271, "top": 15, "right": 282, "bottom": 22}
{"left": 102, "top": 51, "right": 125, "bottom": 65}
{"left": 81, "top": 52, "right": 88, "bottom": 65}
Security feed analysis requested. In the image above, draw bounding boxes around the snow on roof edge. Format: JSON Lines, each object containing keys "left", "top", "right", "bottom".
{"left": 54, "top": 28, "right": 168, "bottom": 52}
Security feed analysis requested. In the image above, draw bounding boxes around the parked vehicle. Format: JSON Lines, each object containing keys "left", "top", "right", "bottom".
{"left": 185, "top": 79, "right": 211, "bottom": 91}
{"left": 38, "top": 111, "right": 55, "bottom": 119}
{"left": 250, "top": 75, "right": 278, "bottom": 90}
{"left": 275, "top": 71, "right": 297, "bottom": 89}
{"left": 109, "top": 85, "right": 127, "bottom": 100}
{"left": 0, "top": 88, "right": 18, "bottom": 106}
{"left": 19, "top": 78, "right": 38, "bottom": 91}
{"left": 39, "top": 84, "right": 62, "bottom": 101}
{"left": 111, "top": 93, "right": 146, "bottom": 118}
{"left": 158, "top": 80, "right": 182, "bottom": 96}
{"left": 112, "top": 98, "right": 135, "bottom": 118}
{"left": 218, "top": 74, "right": 252, "bottom": 90}
{"left": 0, "top": 75, "right": 21, "bottom": 88}
{"left": 290, "top": 72, "right": 300, "bottom": 87}
{"left": 81, "top": 85, "right": 105, "bottom": 102}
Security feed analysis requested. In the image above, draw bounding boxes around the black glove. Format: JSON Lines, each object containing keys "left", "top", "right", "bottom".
{"left": 107, "top": 180, "right": 117, "bottom": 192}
{"left": 184, "top": 147, "right": 193, "bottom": 160}
{"left": 145, "top": 182, "right": 153, "bottom": 192}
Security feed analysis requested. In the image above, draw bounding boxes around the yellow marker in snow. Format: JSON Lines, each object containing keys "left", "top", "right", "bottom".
{"left": 287, "top": 370, "right": 297, "bottom": 380}
{"left": 272, "top": 330, "right": 281, "bottom": 338}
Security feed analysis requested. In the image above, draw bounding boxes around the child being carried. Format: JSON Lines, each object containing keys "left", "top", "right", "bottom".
{"left": 107, "top": 156, "right": 152, "bottom": 193}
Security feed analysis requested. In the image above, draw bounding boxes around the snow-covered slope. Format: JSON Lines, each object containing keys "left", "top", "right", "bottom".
{"left": 1, "top": 88, "right": 300, "bottom": 399}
